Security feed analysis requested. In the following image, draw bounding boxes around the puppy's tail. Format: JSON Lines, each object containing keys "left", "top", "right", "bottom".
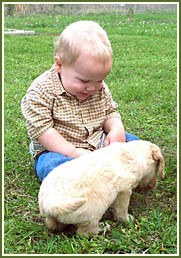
{"left": 40, "top": 198, "right": 87, "bottom": 217}
{"left": 55, "top": 198, "right": 87, "bottom": 214}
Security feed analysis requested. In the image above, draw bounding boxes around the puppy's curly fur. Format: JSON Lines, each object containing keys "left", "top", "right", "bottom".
{"left": 38, "top": 140, "right": 164, "bottom": 235}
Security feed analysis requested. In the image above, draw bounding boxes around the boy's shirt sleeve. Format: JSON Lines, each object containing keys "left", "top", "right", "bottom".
{"left": 21, "top": 81, "right": 54, "bottom": 140}
{"left": 103, "top": 82, "right": 121, "bottom": 121}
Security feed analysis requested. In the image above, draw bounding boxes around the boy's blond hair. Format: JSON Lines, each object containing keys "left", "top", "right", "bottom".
{"left": 55, "top": 20, "right": 112, "bottom": 66}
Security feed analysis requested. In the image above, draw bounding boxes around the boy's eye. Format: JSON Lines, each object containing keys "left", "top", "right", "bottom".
{"left": 80, "top": 79, "right": 103, "bottom": 84}
{"left": 80, "top": 79, "right": 90, "bottom": 83}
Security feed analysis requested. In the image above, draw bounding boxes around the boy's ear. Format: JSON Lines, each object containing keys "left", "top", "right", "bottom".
{"left": 54, "top": 56, "right": 62, "bottom": 73}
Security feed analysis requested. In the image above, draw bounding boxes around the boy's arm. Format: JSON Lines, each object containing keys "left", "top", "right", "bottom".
{"left": 102, "top": 83, "right": 126, "bottom": 146}
{"left": 21, "top": 83, "right": 90, "bottom": 158}
{"left": 103, "top": 117, "right": 126, "bottom": 146}
{"left": 38, "top": 128, "right": 90, "bottom": 158}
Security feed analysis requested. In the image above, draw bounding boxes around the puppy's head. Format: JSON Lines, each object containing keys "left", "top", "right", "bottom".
{"left": 136, "top": 142, "right": 165, "bottom": 191}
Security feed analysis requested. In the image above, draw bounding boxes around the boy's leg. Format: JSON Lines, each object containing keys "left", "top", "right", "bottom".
{"left": 35, "top": 151, "right": 74, "bottom": 182}
{"left": 35, "top": 133, "right": 139, "bottom": 182}
{"left": 125, "top": 132, "right": 140, "bottom": 142}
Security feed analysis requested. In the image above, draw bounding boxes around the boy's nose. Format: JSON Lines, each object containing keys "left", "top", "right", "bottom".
{"left": 86, "top": 85, "right": 96, "bottom": 92}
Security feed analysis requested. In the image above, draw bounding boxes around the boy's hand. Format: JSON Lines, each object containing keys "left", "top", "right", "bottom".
{"left": 104, "top": 128, "right": 126, "bottom": 147}
{"left": 103, "top": 117, "right": 126, "bottom": 147}
{"left": 71, "top": 148, "right": 91, "bottom": 158}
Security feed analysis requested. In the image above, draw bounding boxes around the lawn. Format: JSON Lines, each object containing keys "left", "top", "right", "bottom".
{"left": 3, "top": 11, "right": 177, "bottom": 254}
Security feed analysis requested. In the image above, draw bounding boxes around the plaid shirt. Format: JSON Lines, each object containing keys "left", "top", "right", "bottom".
{"left": 21, "top": 65, "right": 121, "bottom": 158}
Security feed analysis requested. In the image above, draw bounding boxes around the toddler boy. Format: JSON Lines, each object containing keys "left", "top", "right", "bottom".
{"left": 21, "top": 20, "right": 139, "bottom": 182}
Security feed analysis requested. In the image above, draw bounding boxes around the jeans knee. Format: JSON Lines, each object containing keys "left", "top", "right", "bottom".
{"left": 35, "top": 151, "right": 74, "bottom": 182}
{"left": 125, "top": 133, "right": 140, "bottom": 142}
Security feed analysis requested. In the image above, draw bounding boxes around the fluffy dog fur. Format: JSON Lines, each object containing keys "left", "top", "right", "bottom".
{"left": 38, "top": 140, "right": 164, "bottom": 235}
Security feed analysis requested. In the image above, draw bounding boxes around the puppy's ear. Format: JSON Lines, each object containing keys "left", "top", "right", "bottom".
{"left": 151, "top": 145, "right": 165, "bottom": 180}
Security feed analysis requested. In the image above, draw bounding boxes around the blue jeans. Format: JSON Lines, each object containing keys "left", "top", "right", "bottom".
{"left": 35, "top": 133, "right": 139, "bottom": 182}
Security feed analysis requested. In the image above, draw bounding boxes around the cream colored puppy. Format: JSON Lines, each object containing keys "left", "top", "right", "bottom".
{"left": 38, "top": 140, "right": 164, "bottom": 235}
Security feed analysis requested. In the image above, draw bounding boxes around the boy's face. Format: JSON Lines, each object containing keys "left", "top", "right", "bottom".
{"left": 55, "top": 53, "right": 112, "bottom": 101}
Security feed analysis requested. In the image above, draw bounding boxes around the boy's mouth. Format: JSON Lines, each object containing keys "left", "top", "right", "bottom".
{"left": 77, "top": 90, "right": 97, "bottom": 100}
{"left": 76, "top": 92, "right": 90, "bottom": 101}
{"left": 81, "top": 92, "right": 89, "bottom": 97}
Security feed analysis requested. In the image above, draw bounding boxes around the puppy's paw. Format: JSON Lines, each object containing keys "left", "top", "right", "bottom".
{"left": 76, "top": 221, "right": 100, "bottom": 236}
{"left": 116, "top": 214, "right": 134, "bottom": 224}
{"left": 45, "top": 217, "right": 65, "bottom": 232}
{"left": 45, "top": 217, "right": 58, "bottom": 231}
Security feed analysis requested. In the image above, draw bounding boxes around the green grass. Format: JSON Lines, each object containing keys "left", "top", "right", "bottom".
{"left": 4, "top": 12, "right": 177, "bottom": 254}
